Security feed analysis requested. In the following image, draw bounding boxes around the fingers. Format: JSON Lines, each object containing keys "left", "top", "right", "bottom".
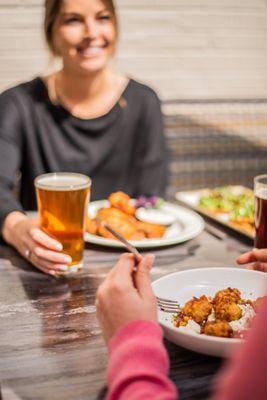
{"left": 111, "top": 253, "right": 136, "bottom": 282}
{"left": 22, "top": 228, "right": 69, "bottom": 276}
{"left": 237, "top": 248, "right": 267, "bottom": 266}
{"left": 236, "top": 251, "right": 256, "bottom": 264}
{"left": 29, "top": 228, "right": 63, "bottom": 251}
{"left": 246, "top": 262, "right": 267, "bottom": 272}
{"left": 251, "top": 248, "right": 267, "bottom": 263}
{"left": 135, "top": 254, "right": 155, "bottom": 298}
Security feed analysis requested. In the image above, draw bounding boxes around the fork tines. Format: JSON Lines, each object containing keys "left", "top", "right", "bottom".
{"left": 156, "top": 296, "right": 180, "bottom": 313}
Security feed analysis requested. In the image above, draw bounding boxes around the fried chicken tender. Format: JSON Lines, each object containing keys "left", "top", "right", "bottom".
{"left": 214, "top": 287, "right": 241, "bottom": 305}
{"left": 182, "top": 295, "right": 212, "bottom": 324}
{"left": 135, "top": 221, "right": 166, "bottom": 238}
{"left": 202, "top": 320, "right": 233, "bottom": 338}
{"left": 108, "top": 191, "right": 136, "bottom": 216}
{"left": 96, "top": 207, "right": 135, "bottom": 223}
{"left": 214, "top": 300, "right": 242, "bottom": 322}
{"left": 98, "top": 219, "right": 141, "bottom": 240}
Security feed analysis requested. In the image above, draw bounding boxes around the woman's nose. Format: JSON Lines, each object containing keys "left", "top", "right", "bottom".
{"left": 84, "top": 19, "right": 99, "bottom": 38}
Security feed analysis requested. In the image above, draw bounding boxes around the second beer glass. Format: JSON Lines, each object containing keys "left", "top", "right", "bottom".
{"left": 35, "top": 173, "right": 91, "bottom": 273}
{"left": 254, "top": 174, "right": 267, "bottom": 249}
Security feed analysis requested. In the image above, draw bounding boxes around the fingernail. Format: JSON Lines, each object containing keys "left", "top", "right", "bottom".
{"left": 57, "top": 265, "right": 68, "bottom": 272}
{"left": 63, "top": 255, "right": 72, "bottom": 264}
{"left": 55, "top": 243, "right": 63, "bottom": 251}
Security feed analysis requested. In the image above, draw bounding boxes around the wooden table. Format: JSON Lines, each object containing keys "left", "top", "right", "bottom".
{"left": 0, "top": 222, "right": 252, "bottom": 400}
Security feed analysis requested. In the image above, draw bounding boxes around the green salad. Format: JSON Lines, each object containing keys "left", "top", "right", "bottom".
{"left": 199, "top": 186, "right": 254, "bottom": 223}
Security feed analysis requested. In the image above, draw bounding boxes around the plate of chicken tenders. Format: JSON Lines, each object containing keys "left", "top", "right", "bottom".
{"left": 153, "top": 267, "right": 267, "bottom": 357}
{"left": 85, "top": 191, "right": 204, "bottom": 248}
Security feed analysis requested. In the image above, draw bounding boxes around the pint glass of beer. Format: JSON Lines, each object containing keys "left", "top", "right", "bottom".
{"left": 254, "top": 174, "right": 267, "bottom": 249}
{"left": 35, "top": 173, "right": 91, "bottom": 273}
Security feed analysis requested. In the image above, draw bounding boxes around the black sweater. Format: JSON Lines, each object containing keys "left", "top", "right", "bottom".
{"left": 0, "top": 77, "right": 167, "bottom": 232}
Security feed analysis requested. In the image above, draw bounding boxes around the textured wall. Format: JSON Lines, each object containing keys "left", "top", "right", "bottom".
{"left": 0, "top": 0, "right": 267, "bottom": 100}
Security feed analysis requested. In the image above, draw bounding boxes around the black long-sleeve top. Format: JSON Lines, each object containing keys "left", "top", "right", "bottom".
{"left": 0, "top": 77, "right": 167, "bottom": 232}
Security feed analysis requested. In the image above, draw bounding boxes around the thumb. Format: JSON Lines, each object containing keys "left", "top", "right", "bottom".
{"left": 135, "top": 254, "right": 155, "bottom": 298}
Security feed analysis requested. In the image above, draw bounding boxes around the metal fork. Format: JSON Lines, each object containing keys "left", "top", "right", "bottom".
{"left": 156, "top": 296, "right": 181, "bottom": 313}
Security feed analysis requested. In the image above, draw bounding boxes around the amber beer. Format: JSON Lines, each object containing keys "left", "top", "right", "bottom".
{"left": 254, "top": 175, "right": 267, "bottom": 249}
{"left": 35, "top": 173, "right": 91, "bottom": 272}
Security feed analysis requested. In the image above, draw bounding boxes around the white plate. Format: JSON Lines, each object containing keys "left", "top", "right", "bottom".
{"left": 152, "top": 267, "right": 267, "bottom": 357}
{"left": 84, "top": 200, "right": 204, "bottom": 248}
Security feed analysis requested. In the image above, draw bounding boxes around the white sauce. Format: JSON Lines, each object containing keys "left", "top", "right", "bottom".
{"left": 136, "top": 208, "right": 176, "bottom": 225}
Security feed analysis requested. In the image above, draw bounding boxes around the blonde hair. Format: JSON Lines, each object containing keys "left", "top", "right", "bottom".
{"left": 44, "top": 0, "right": 118, "bottom": 55}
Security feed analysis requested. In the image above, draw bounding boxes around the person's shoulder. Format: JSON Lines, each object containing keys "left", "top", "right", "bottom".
{"left": 0, "top": 77, "right": 45, "bottom": 105}
{"left": 127, "top": 78, "right": 161, "bottom": 105}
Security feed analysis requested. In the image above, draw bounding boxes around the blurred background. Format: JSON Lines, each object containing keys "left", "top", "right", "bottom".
{"left": 1, "top": 0, "right": 267, "bottom": 195}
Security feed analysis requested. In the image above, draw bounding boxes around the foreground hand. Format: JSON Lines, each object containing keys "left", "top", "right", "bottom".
{"left": 96, "top": 253, "right": 157, "bottom": 343}
{"left": 3, "top": 212, "right": 71, "bottom": 276}
{"left": 236, "top": 248, "right": 267, "bottom": 272}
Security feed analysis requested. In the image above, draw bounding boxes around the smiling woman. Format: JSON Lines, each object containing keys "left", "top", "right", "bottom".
{"left": 0, "top": 0, "right": 167, "bottom": 276}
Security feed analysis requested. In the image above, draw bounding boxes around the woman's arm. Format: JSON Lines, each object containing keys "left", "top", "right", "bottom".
{"left": 212, "top": 296, "right": 267, "bottom": 400}
{"left": 134, "top": 90, "right": 168, "bottom": 198}
{"left": 0, "top": 91, "right": 24, "bottom": 232}
{"left": 0, "top": 89, "right": 74, "bottom": 276}
{"left": 107, "top": 320, "right": 177, "bottom": 400}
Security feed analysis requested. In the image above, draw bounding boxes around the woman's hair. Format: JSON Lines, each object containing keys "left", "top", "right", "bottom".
{"left": 44, "top": 0, "right": 118, "bottom": 55}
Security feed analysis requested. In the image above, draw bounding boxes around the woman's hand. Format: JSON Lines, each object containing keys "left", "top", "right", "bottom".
{"left": 96, "top": 253, "right": 157, "bottom": 343}
{"left": 2, "top": 211, "right": 71, "bottom": 276}
{"left": 237, "top": 248, "right": 267, "bottom": 272}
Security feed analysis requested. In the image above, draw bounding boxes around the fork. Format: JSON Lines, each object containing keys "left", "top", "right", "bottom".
{"left": 156, "top": 296, "right": 181, "bottom": 313}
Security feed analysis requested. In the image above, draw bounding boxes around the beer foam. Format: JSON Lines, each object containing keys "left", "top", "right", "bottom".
{"left": 255, "top": 187, "right": 267, "bottom": 200}
{"left": 35, "top": 173, "right": 91, "bottom": 191}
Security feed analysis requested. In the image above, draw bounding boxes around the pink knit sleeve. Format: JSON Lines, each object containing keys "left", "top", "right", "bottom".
{"left": 212, "top": 296, "right": 267, "bottom": 400}
{"left": 106, "top": 320, "right": 177, "bottom": 400}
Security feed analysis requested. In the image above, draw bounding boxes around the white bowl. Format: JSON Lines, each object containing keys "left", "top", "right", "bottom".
{"left": 152, "top": 267, "right": 267, "bottom": 357}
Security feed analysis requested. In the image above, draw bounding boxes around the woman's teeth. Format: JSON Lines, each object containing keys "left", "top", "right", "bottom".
{"left": 78, "top": 46, "right": 103, "bottom": 56}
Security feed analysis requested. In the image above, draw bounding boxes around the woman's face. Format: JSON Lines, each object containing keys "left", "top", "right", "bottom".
{"left": 53, "top": 0, "right": 116, "bottom": 74}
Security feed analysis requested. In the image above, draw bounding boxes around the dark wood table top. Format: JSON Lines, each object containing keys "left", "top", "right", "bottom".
{"left": 0, "top": 222, "right": 252, "bottom": 400}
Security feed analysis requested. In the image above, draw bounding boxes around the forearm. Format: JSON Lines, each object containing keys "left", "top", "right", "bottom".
{"left": 106, "top": 320, "right": 177, "bottom": 400}
{"left": 212, "top": 296, "right": 267, "bottom": 400}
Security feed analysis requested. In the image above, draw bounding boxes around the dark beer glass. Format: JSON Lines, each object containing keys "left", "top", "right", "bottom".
{"left": 35, "top": 173, "right": 91, "bottom": 273}
{"left": 254, "top": 174, "right": 267, "bottom": 249}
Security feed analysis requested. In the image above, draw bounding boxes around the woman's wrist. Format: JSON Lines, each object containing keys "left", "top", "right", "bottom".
{"left": 2, "top": 211, "right": 28, "bottom": 245}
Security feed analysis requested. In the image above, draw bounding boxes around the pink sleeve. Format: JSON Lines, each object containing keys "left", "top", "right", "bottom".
{"left": 106, "top": 320, "right": 177, "bottom": 400}
{"left": 213, "top": 296, "right": 267, "bottom": 400}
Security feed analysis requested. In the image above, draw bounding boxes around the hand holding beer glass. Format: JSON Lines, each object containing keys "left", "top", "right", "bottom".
{"left": 35, "top": 173, "right": 91, "bottom": 274}
{"left": 254, "top": 174, "right": 267, "bottom": 249}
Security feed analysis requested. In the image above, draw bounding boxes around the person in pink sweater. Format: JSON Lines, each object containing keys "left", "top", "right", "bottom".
{"left": 95, "top": 249, "right": 267, "bottom": 400}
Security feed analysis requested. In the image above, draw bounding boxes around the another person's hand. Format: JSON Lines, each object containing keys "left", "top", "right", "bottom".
{"left": 237, "top": 248, "right": 267, "bottom": 272}
{"left": 96, "top": 253, "right": 157, "bottom": 343}
{"left": 2, "top": 211, "right": 71, "bottom": 276}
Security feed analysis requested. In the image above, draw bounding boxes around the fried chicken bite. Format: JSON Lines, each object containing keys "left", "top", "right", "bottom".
{"left": 214, "top": 287, "right": 241, "bottom": 305}
{"left": 202, "top": 320, "right": 233, "bottom": 338}
{"left": 108, "top": 191, "right": 136, "bottom": 216}
{"left": 214, "top": 300, "right": 242, "bottom": 322}
{"left": 182, "top": 295, "right": 212, "bottom": 324}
